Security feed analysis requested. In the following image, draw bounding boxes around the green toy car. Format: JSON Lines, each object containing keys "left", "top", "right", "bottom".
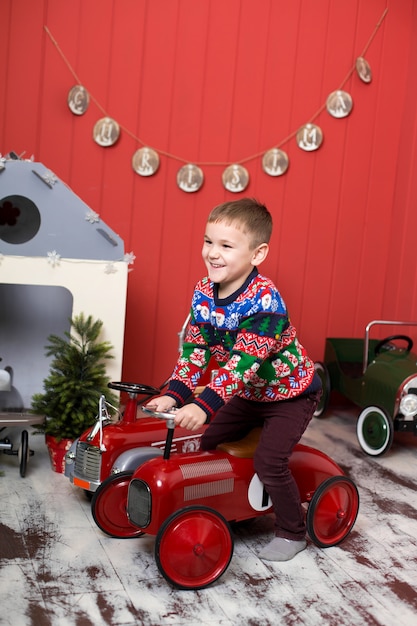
{"left": 314, "top": 320, "right": 417, "bottom": 456}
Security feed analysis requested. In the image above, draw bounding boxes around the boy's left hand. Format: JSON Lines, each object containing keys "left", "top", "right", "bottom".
{"left": 174, "top": 403, "right": 207, "bottom": 431}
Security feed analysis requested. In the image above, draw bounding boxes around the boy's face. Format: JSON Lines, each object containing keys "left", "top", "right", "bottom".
{"left": 202, "top": 220, "right": 268, "bottom": 297}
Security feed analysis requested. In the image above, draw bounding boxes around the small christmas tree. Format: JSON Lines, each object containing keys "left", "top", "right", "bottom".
{"left": 31, "top": 313, "right": 118, "bottom": 441}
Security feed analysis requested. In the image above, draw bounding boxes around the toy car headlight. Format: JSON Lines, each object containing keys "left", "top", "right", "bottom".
{"left": 65, "top": 450, "right": 76, "bottom": 464}
{"left": 127, "top": 479, "right": 151, "bottom": 528}
{"left": 399, "top": 393, "right": 417, "bottom": 418}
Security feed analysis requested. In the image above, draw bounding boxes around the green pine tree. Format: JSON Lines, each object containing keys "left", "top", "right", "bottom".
{"left": 31, "top": 313, "right": 118, "bottom": 441}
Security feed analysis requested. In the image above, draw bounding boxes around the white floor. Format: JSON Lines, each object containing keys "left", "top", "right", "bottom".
{"left": 1, "top": 405, "right": 417, "bottom": 626}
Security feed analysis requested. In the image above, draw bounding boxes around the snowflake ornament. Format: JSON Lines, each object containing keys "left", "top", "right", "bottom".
{"left": 123, "top": 251, "right": 136, "bottom": 265}
{"left": 104, "top": 262, "right": 117, "bottom": 274}
{"left": 85, "top": 210, "right": 100, "bottom": 224}
{"left": 42, "top": 170, "right": 58, "bottom": 186}
{"left": 47, "top": 250, "right": 61, "bottom": 267}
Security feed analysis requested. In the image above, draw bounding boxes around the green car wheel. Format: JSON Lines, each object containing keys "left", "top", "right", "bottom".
{"left": 356, "top": 406, "right": 394, "bottom": 456}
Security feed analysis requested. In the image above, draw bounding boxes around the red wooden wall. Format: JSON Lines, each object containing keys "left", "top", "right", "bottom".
{"left": 1, "top": 0, "right": 417, "bottom": 387}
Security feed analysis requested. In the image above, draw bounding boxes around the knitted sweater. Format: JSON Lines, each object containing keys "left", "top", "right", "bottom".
{"left": 167, "top": 268, "right": 316, "bottom": 419}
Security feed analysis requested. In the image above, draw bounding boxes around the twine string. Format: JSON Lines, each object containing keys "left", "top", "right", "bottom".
{"left": 43, "top": 8, "right": 388, "bottom": 168}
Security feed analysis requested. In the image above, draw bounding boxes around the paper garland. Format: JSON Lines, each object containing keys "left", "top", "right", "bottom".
{"left": 44, "top": 10, "right": 387, "bottom": 193}
{"left": 66, "top": 56, "right": 371, "bottom": 193}
{"left": 49, "top": 3, "right": 384, "bottom": 196}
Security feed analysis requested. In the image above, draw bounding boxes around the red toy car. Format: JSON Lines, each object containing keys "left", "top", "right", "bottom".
{"left": 126, "top": 407, "right": 360, "bottom": 590}
{"left": 64, "top": 381, "right": 207, "bottom": 538}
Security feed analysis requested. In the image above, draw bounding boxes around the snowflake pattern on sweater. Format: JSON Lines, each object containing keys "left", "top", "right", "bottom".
{"left": 167, "top": 269, "right": 315, "bottom": 418}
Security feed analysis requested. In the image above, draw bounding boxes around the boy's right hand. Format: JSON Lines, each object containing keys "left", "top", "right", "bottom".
{"left": 145, "top": 395, "right": 177, "bottom": 413}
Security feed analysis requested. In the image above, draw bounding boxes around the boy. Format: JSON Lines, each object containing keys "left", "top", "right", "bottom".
{"left": 147, "top": 198, "right": 321, "bottom": 561}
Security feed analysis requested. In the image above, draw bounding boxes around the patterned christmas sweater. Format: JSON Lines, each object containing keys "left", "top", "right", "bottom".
{"left": 166, "top": 268, "right": 317, "bottom": 419}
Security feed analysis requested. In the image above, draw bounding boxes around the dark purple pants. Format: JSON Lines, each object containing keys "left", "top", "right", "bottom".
{"left": 200, "top": 391, "right": 321, "bottom": 541}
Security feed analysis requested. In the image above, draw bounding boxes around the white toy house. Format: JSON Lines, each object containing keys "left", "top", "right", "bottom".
{"left": 0, "top": 154, "right": 128, "bottom": 410}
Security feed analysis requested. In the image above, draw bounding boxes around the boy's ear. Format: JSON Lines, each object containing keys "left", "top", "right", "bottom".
{"left": 251, "top": 243, "right": 269, "bottom": 266}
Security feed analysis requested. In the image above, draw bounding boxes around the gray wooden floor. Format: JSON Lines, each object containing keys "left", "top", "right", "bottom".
{"left": 1, "top": 404, "right": 417, "bottom": 626}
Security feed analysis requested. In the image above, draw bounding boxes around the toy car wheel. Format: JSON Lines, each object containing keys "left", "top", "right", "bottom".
{"left": 306, "top": 476, "right": 359, "bottom": 548}
{"left": 18, "top": 430, "right": 29, "bottom": 478}
{"left": 313, "top": 361, "right": 331, "bottom": 417}
{"left": 91, "top": 471, "right": 145, "bottom": 538}
{"left": 155, "top": 506, "right": 234, "bottom": 590}
{"left": 357, "top": 405, "right": 394, "bottom": 456}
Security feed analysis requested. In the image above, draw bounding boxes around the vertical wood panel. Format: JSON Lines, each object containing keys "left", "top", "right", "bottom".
{"left": 39, "top": 1, "right": 82, "bottom": 181}
{"left": 349, "top": 3, "right": 398, "bottom": 332}
{"left": 1, "top": 1, "right": 45, "bottom": 153}
{"left": 0, "top": 2, "right": 12, "bottom": 146}
{"left": 383, "top": 0, "right": 417, "bottom": 325}
{"left": 297, "top": 2, "right": 359, "bottom": 352}
{"left": 271, "top": 0, "right": 332, "bottom": 335}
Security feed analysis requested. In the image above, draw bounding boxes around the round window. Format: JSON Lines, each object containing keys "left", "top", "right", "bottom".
{"left": 0, "top": 195, "right": 41, "bottom": 244}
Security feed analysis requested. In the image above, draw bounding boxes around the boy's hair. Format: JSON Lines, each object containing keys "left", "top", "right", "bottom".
{"left": 208, "top": 198, "right": 273, "bottom": 247}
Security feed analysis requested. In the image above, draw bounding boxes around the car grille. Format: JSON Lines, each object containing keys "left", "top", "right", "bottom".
{"left": 127, "top": 479, "right": 151, "bottom": 528}
{"left": 74, "top": 441, "right": 101, "bottom": 482}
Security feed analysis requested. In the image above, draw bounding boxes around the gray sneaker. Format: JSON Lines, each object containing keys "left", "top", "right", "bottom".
{"left": 259, "top": 537, "right": 307, "bottom": 561}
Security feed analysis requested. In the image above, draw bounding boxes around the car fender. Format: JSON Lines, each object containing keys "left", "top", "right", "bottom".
{"left": 64, "top": 438, "right": 79, "bottom": 479}
{"left": 289, "top": 443, "right": 346, "bottom": 501}
{"left": 111, "top": 446, "right": 164, "bottom": 473}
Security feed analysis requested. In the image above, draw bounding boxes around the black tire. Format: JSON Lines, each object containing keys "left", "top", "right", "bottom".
{"left": 19, "top": 430, "right": 29, "bottom": 478}
{"left": 313, "top": 362, "right": 331, "bottom": 417}
{"left": 306, "top": 476, "right": 359, "bottom": 548}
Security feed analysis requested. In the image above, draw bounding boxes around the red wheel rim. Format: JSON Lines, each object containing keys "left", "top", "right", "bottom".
{"left": 307, "top": 476, "right": 359, "bottom": 548}
{"left": 92, "top": 472, "right": 143, "bottom": 538}
{"left": 156, "top": 507, "right": 233, "bottom": 589}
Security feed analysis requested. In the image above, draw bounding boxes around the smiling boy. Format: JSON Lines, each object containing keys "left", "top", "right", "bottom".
{"left": 147, "top": 198, "right": 321, "bottom": 561}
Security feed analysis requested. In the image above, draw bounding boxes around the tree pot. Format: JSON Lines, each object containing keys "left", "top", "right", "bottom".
{"left": 45, "top": 435, "right": 74, "bottom": 473}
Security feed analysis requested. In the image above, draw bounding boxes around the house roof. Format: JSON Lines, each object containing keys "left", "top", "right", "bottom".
{"left": 0, "top": 155, "right": 124, "bottom": 260}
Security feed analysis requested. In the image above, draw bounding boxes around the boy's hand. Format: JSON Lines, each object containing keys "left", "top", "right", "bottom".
{"left": 145, "top": 396, "right": 177, "bottom": 413}
{"left": 174, "top": 404, "right": 207, "bottom": 431}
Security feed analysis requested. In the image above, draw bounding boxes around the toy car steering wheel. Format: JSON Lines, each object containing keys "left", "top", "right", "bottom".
{"left": 108, "top": 381, "right": 161, "bottom": 396}
{"left": 374, "top": 334, "right": 413, "bottom": 356}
